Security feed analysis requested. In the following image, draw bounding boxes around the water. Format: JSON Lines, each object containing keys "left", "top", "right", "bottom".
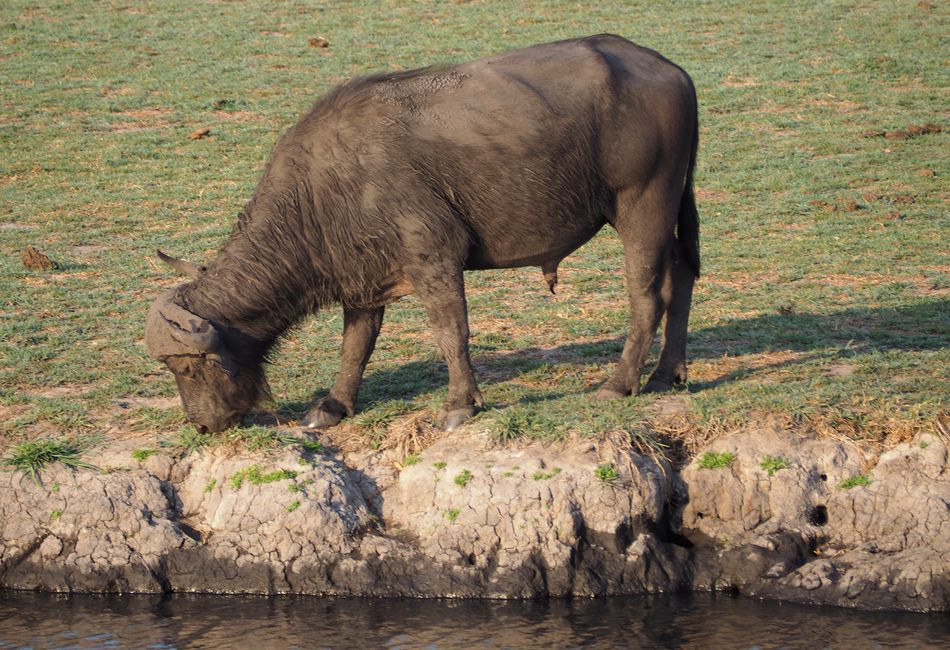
{"left": 0, "top": 590, "right": 947, "bottom": 649}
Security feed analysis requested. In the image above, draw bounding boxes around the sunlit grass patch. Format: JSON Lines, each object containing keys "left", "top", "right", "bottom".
{"left": 1, "top": 437, "right": 99, "bottom": 484}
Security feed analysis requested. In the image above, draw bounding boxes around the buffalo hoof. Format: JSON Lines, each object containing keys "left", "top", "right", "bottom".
{"left": 302, "top": 405, "right": 345, "bottom": 430}
{"left": 641, "top": 379, "right": 673, "bottom": 394}
{"left": 436, "top": 407, "right": 475, "bottom": 432}
{"left": 592, "top": 388, "right": 628, "bottom": 401}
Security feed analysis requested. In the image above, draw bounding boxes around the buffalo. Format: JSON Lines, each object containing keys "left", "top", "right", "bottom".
{"left": 146, "top": 34, "right": 700, "bottom": 434}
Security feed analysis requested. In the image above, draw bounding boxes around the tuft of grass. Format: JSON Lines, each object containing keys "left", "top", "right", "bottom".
{"left": 594, "top": 463, "right": 620, "bottom": 483}
{"left": 433, "top": 462, "right": 447, "bottom": 470}
{"left": 1, "top": 438, "right": 98, "bottom": 484}
{"left": 286, "top": 500, "right": 301, "bottom": 512}
{"left": 170, "top": 426, "right": 213, "bottom": 456}
{"left": 839, "top": 474, "right": 872, "bottom": 490}
{"left": 402, "top": 453, "right": 421, "bottom": 467}
{"left": 454, "top": 469, "right": 474, "bottom": 487}
{"left": 698, "top": 452, "right": 736, "bottom": 470}
{"left": 446, "top": 508, "right": 461, "bottom": 522}
{"left": 203, "top": 478, "right": 217, "bottom": 493}
{"left": 228, "top": 465, "right": 298, "bottom": 490}
{"left": 131, "top": 448, "right": 156, "bottom": 462}
{"left": 760, "top": 455, "right": 789, "bottom": 476}
{"left": 532, "top": 467, "right": 562, "bottom": 481}
{"left": 50, "top": 508, "right": 63, "bottom": 520}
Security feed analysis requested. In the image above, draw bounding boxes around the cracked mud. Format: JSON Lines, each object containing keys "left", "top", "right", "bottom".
{"left": 2, "top": 422, "right": 947, "bottom": 611}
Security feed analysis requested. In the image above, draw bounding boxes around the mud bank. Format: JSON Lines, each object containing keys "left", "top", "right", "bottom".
{"left": 2, "top": 423, "right": 947, "bottom": 612}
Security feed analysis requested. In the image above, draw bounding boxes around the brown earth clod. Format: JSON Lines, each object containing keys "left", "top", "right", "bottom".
{"left": 188, "top": 127, "right": 211, "bottom": 140}
{"left": 21, "top": 245, "right": 59, "bottom": 270}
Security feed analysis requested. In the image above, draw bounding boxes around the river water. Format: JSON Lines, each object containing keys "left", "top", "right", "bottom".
{"left": 1, "top": 590, "right": 947, "bottom": 649}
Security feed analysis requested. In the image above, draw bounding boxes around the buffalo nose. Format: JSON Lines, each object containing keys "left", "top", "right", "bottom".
{"left": 196, "top": 424, "right": 209, "bottom": 434}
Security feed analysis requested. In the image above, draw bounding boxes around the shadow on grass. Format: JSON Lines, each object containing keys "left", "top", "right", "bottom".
{"left": 276, "top": 299, "right": 947, "bottom": 418}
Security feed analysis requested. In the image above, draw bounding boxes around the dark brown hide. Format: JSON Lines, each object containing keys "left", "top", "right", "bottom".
{"left": 145, "top": 34, "right": 700, "bottom": 433}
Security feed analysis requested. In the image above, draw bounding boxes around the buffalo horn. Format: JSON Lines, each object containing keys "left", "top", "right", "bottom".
{"left": 157, "top": 250, "right": 206, "bottom": 278}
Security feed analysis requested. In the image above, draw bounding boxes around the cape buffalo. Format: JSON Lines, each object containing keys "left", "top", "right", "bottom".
{"left": 146, "top": 34, "right": 700, "bottom": 434}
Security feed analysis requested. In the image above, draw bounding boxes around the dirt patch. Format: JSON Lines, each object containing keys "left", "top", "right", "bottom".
{"left": 694, "top": 187, "right": 732, "bottom": 203}
{"left": 29, "top": 385, "right": 91, "bottom": 399}
{"left": 115, "top": 396, "right": 180, "bottom": 410}
{"left": 865, "top": 123, "right": 942, "bottom": 140}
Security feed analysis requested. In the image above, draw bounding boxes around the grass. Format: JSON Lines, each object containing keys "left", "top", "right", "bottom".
{"left": 760, "top": 455, "right": 790, "bottom": 476}
{"left": 446, "top": 508, "right": 461, "bottom": 523}
{"left": 0, "top": 1, "right": 946, "bottom": 459}
{"left": 839, "top": 474, "right": 873, "bottom": 490}
{"left": 131, "top": 448, "right": 156, "bottom": 462}
{"left": 532, "top": 467, "right": 562, "bottom": 481}
{"left": 0, "top": 437, "right": 98, "bottom": 483}
{"left": 453, "top": 469, "right": 474, "bottom": 487}
{"left": 594, "top": 463, "right": 620, "bottom": 483}
{"left": 698, "top": 451, "right": 736, "bottom": 470}
{"left": 227, "top": 465, "right": 297, "bottom": 490}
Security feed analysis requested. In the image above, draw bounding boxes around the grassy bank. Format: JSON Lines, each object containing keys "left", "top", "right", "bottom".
{"left": 1, "top": 1, "right": 946, "bottom": 457}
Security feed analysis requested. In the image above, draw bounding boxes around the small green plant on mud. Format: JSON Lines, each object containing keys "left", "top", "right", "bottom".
{"left": 594, "top": 463, "right": 620, "bottom": 483}
{"left": 698, "top": 452, "right": 736, "bottom": 470}
{"left": 402, "top": 453, "right": 421, "bottom": 466}
{"left": 228, "top": 465, "right": 298, "bottom": 490}
{"left": 286, "top": 500, "right": 301, "bottom": 512}
{"left": 446, "top": 508, "right": 461, "bottom": 522}
{"left": 50, "top": 508, "right": 62, "bottom": 520}
{"left": 760, "top": 455, "right": 789, "bottom": 476}
{"left": 131, "top": 448, "right": 156, "bottom": 462}
{"left": 532, "top": 467, "right": 562, "bottom": 481}
{"left": 203, "top": 478, "right": 217, "bottom": 493}
{"left": 433, "top": 461, "right": 447, "bottom": 470}
{"left": 839, "top": 474, "right": 872, "bottom": 489}
{"left": 1, "top": 438, "right": 98, "bottom": 484}
{"left": 454, "top": 469, "right": 473, "bottom": 487}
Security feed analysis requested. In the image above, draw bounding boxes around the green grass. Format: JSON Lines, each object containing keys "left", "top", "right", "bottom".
{"left": 131, "top": 448, "right": 156, "bottom": 462}
{"left": 532, "top": 467, "right": 562, "bottom": 481}
{"left": 1, "top": 1, "right": 946, "bottom": 457}
{"left": 0, "top": 437, "right": 98, "bottom": 483}
{"left": 227, "top": 465, "right": 298, "bottom": 490}
{"left": 453, "top": 469, "right": 474, "bottom": 487}
{"left": 433, "top": 461, "right": 447, "bottom": 470}
{"left": 446, "top": 508, "right": 461, "bottom": 523}
{"left": 203, "top": 478, "right": 216, "bottom": 493}
{"left": 839, "top": 474, "right": 872, "bottom": 490}
{"left": 698, "top": 451, "right": 736, "bottom": 470}
{"left": 286, "top": 500, "right": 300, "bottom": 513}
{"left": 402, "top": 453, "right": 421, "bottom": 467}
{"left": 594, "top": 463, "right": 620, "bottom": 483}
{"left": 760, "top": 455, "right": 790, "bottom": 476}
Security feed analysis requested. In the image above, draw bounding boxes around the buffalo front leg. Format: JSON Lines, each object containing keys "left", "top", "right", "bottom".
{"left": 409, "top": 265, "right": 483, "bottom": 431}
{"left": 302, "top": 306, "right": 384, "bottom": 429}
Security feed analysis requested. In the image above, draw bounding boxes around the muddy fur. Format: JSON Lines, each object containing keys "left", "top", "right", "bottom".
{"left": 146, "top": 34, "right": 701, "bottom": 433}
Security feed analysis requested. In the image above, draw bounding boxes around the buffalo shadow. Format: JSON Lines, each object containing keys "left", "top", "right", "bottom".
{"left": 277, "top": 298, "right": 947, "bottom": 417}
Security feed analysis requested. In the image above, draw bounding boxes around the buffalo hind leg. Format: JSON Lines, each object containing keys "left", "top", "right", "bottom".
{"left": 302, "top": 306, "right": 384, "bottom": 429}
{"left": 595, "top": 187, "right": 675, "bottom": 399}
{"left": 409, "top": 264, "right": 483, "bottom": 431}
{"left": 643, "top": 239, "right": 694, "bottom": 392}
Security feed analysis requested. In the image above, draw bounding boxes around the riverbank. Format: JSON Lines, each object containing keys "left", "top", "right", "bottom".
{"left": 2, "top": 420, "right": 946, "bottom": 612}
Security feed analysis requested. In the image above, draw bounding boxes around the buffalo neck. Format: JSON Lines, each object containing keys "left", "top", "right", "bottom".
{"left": 177, "top": 225, "right": 334, "bottom": 356}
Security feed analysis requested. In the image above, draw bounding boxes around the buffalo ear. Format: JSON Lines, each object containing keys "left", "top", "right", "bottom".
{"left": 157, "top": 250, "right": 206, "bottom": 279}
{"left": 146, "top": 290, "right": 221, "bottom": 359}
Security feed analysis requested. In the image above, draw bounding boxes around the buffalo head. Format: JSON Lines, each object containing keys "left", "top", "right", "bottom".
{"left": 145, "top": 252, "right": 265, "bottom": 433}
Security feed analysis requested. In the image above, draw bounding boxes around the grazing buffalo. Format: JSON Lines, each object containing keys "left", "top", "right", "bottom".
{"left": 146, "top": 34, "right": 700, "bottom": 434}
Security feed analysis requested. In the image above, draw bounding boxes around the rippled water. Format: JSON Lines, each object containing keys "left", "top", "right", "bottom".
{"left": 1, "top": 590, "right": 948, "bottom": 649}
